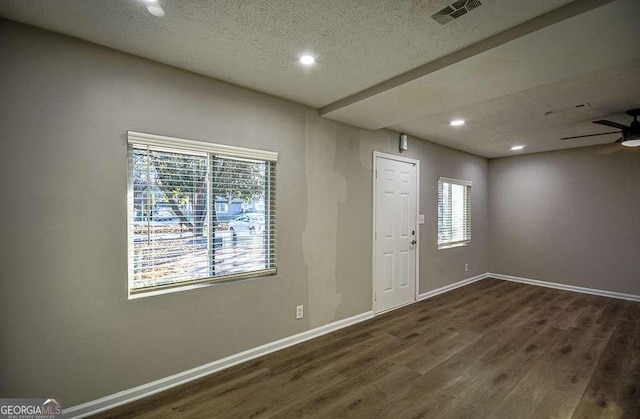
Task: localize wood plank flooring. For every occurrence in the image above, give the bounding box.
[96,279,640,418]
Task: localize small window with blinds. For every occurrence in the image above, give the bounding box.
[437,177,471,249]
[127,131,277,297]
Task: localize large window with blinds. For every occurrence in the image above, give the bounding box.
[437,177,471,249]
[127,131,277,297]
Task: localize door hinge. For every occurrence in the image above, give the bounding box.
[375,231,377,239]
[374,292,377,302]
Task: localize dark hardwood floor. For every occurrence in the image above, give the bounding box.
[96,279,640,418]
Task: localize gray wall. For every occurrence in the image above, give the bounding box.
[0,19,488,406]
[489,144,640,295]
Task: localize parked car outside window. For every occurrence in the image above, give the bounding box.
[151,207,176,221]
[228,213,265,235]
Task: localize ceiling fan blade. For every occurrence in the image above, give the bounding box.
[593,120,628,130]
[560,131,620,140]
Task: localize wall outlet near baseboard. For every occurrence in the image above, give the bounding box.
[465,263,469,272]
[296,305,304,319]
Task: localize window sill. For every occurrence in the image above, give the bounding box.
[128,269,277,300]
[438,242,470,250]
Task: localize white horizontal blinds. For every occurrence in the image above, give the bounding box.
[438,177,471,247]
[211,156,276,276]
[129,146,211,290]
[127,132,277,294]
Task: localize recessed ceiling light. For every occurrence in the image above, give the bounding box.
[143,0,165,17]
[510,145,526,151]
[450,119,465,126]
[299,55,315,65]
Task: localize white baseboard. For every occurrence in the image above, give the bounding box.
[62,311,374,418]
[488,273,640,302]
[418,273,488,301]
[63,272,639,418]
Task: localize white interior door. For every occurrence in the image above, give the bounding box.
[374,154,418,314]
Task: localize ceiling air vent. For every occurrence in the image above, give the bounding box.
[431,0,482,25]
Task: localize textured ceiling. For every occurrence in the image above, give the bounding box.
[1,0,637,158]
[324,0,640,157]
[0,0,575,108]
[391,61,640,158]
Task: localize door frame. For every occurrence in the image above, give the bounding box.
[372,151,420,315]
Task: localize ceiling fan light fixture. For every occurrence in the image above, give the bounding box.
[621,138,640,147]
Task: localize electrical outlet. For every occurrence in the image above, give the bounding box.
[465,263,469,272]
[296,305,304,320]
